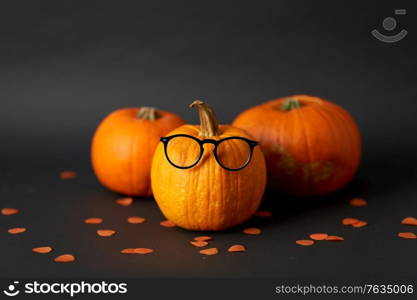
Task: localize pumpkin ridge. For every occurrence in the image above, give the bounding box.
[187,163,198,229]
[185,169,192,230]
[234,141,244,227]
[199,161,207,229]
[130,121,143,194]
[222,142,234,229]
[208,152,214,230]
[310,106,340,184]
[297,107,315,192]
[124,121,137,195]
[235,147,243,228]
[257,116,268,147]
[221,159,228,228]
[276,106,290,174]
[320,104,358,179]
[138,120,154,194]
[210,153,217,229]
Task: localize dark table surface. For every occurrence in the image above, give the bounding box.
[1,0,416,291]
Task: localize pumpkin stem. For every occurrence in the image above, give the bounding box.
[190,100,221,137]
[280,97,303,111]
[137,107,159,120]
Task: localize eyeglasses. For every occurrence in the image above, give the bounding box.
[160,134,259,171]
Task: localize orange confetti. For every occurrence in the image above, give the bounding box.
[342,218,360,225]
[243,227,262,235]
[32,246,52,254]
[401,217,417,226]
[160,220,176,228]
[127,217,145,224]
[326,235,344,241]
[199,248,219,255]
[352,221,368,228]
[295,240,314,246]
[116,197,133,206]
[228,245,246,252]
[349,197,367,207]
[60,171,77,180]
[97,229,116,237]
[1,208,19,215]
[8,227,26,234]
[254,210,272,217]
[193,236,212,241]
[309,233,329,240]
[190,240,208,247]
[121,248,153,254]
[84,217,103,224]
[54,254,75,262]
[398,232,417,239]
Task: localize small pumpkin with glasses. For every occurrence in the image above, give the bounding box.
[151,100,266,231]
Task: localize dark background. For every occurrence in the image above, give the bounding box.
[0,0,416,294]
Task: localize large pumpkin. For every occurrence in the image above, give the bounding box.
[233,95,361,196]
[91,107,185,196]
[151,100,266,231]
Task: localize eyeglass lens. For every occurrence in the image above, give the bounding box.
[165,135,201,168]
[215,138,252,170]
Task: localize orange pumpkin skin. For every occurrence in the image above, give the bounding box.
[151,103,266,231]
[91,107,185,197]
[233,95,361,196]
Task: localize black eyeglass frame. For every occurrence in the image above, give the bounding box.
[160,134,258,171]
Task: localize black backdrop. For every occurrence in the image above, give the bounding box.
[0,0,416,297]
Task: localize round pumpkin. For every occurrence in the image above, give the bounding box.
[233,95,361,196]
[91,107,185,196]
[151,100,266,231]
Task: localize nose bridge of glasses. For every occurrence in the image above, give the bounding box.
[200,139,217,153]
[201,139,218,145]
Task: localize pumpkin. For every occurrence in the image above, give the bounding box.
[233,95,361,196]
[151,100,266,231]
[91,107,185,196]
